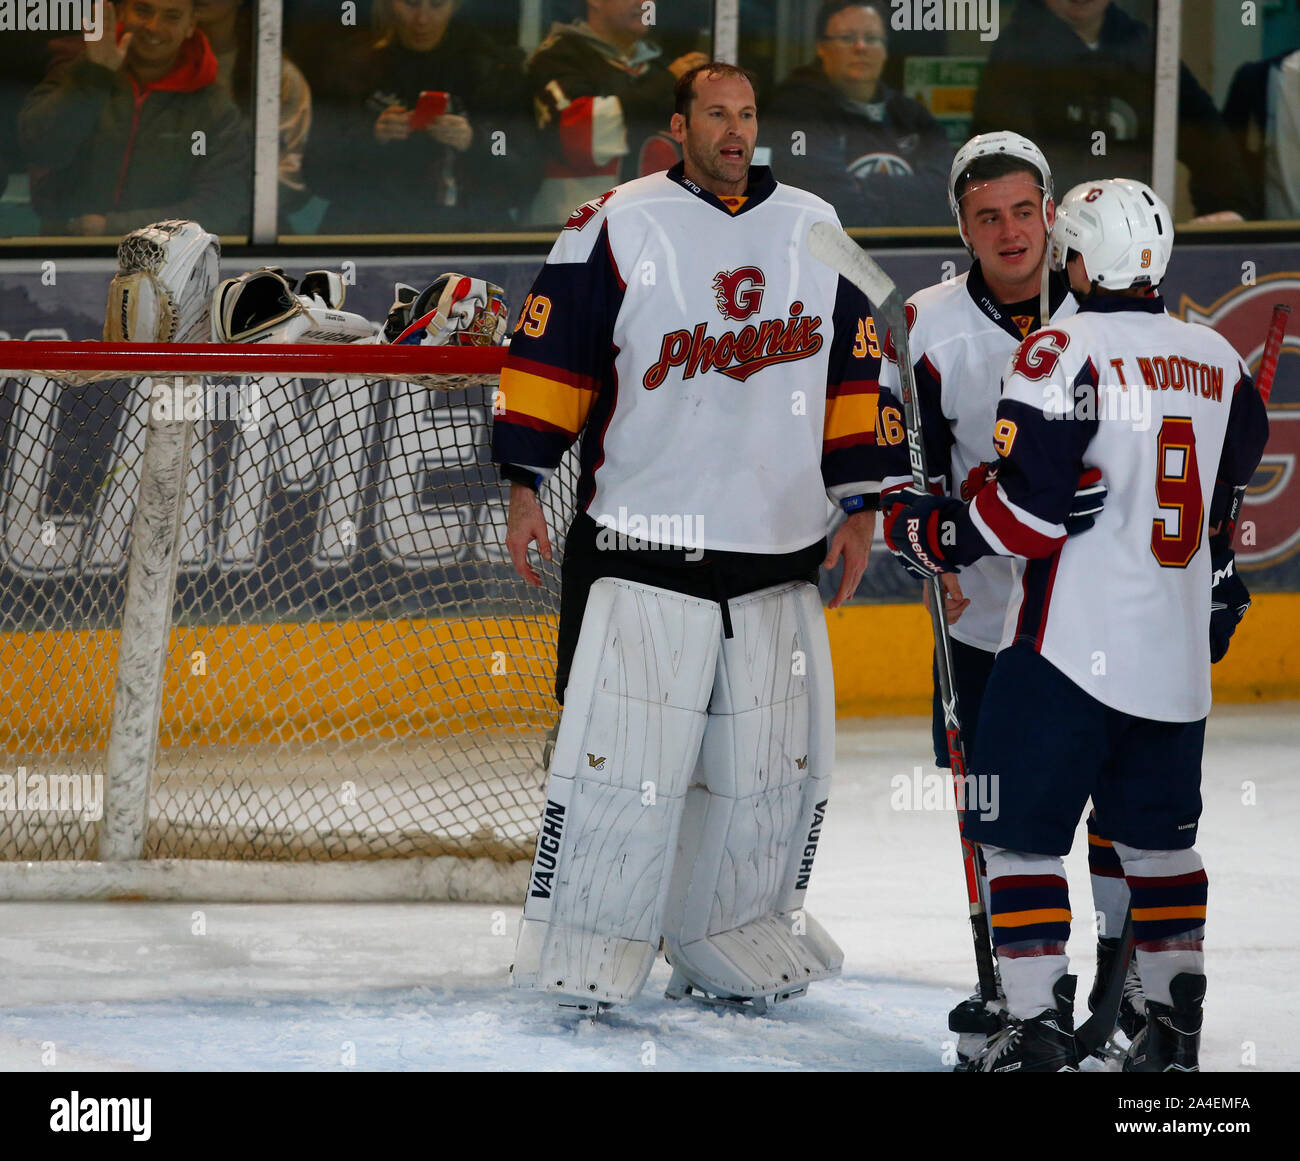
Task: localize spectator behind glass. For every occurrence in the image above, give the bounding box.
[19,0,249,236]
[525,0,709,224]
[193,0,312,219]
[972,0,1253,222]
[1225,23,1300,220]
[307,0,534,233]
[765,1,952,227]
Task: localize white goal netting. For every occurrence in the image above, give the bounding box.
[0,345,574,900]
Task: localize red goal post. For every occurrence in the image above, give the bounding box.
[0,340,567,902]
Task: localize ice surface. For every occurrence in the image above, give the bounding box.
[0,706,1294,1071]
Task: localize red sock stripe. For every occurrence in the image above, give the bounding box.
[1126,870,1208,888]
[990,874,1068,891]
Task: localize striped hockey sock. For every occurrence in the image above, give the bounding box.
[1086,812,1130,941]
[1113,842,1207,1007]
[983,846,1072,1019]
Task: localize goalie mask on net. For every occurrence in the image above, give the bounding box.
[385,274,510,347]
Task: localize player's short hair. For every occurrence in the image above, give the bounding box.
[952,153,1048,210]
[815,0,888,38]
[674,63,760,121]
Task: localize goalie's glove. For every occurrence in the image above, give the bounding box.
[882,488,989,580]
[384,273,509,347]
[1210,544,1251,663]
[105,219,220,343]
[211,266,376,343]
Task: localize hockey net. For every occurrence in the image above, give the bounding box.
[0,342,571,901]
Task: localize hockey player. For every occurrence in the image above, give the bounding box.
[492,63,889,1013]
[877,132,1141,1067]
[883,178,1269,1071]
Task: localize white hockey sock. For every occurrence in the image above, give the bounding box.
[983,845,1071,1020]
[1113,842,1207,1007]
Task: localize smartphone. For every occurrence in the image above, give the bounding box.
[409,91,451,131]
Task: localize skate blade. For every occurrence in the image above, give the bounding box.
[664,976,807,1015]
[554,997,615,1016]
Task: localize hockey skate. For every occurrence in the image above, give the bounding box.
[949,969,1007,1072]
[1087,936,1146,1063]
[1123,973,1204,1072]
[970,975,1080,1073]
[663,960,810,1015]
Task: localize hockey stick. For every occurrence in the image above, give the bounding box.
[1257,303,1291,405]
[807,221,1000,1015]
[1074,913,1134,1059]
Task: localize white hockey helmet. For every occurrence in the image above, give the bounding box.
[1049,178,1174,290]
[948,131,1053,250]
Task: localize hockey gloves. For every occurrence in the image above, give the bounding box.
[1064,467,1107,534]
[1210,544,1251,663]
[882,489,987,579]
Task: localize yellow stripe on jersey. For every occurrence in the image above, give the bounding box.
[498,366,598,436]
[824,390,880,444]
[991,908,1073,928]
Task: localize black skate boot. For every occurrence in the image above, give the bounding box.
[973,974,1079,1073]
[1087,937,1146,1059]
[1123,973,1205,1072]
[949,970,1005,1072]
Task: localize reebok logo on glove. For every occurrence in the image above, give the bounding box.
[906,514,944,576]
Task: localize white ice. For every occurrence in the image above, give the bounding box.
[0,705,1294,1071]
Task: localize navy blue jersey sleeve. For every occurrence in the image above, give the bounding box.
[822,274,888,498]
[491,210,625,480]
[968,351,1099,558]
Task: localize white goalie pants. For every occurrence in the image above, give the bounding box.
[511,577,841,1005]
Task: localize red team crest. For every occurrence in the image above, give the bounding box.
[564,189,615,231]
[1176,275,1300,566]
[712,267,766,321]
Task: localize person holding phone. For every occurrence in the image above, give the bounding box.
[308,0,535,232]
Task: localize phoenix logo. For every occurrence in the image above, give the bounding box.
[712,266,765,321]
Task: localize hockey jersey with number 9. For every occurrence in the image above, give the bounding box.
[968,296,1269,722]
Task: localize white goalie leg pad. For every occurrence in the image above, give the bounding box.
[662,582,842,1003]
[512,578,721,1005]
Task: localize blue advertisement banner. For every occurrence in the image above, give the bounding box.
[1,241,1296,630]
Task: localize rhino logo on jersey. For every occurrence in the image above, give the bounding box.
[713,267,765,322]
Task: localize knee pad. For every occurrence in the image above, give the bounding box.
[512,578,721,1007]
[662,582,842,1004]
